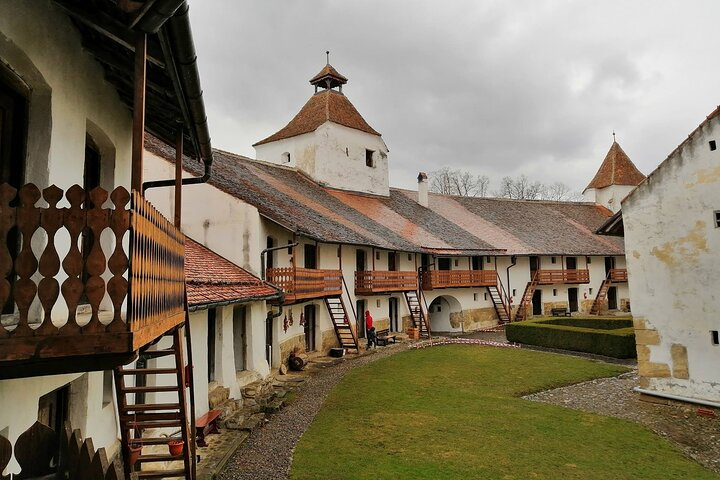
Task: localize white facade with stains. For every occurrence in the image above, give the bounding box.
[622,109,720,403]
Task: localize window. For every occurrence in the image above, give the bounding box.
[471,256,483,270]
[486,256,491,263]
[551,257,556,264]
[208,309,217,382]
[376,251,380,260]
[473,293,478,301]
[438,258,451,270]
[287,240,293,254]
[304,244,317,269]
[365,149,375,167]
[710,140,717,151]
[102,371,113,407]
[454,259,459,267]
[715,210,720,228]
[281,152,291,163]
[408,253,412,261]
[589,288,593,295]
[376,299,381,308]
[553,289,557,296]
[712,330,719,346]
[512,289,517,296]
[586,256,592,264]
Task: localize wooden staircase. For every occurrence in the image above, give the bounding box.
[487,284,510,324]
[324,296,359,352]
[514,272,539,322]
[114,326,194,479]
[404,290,430,338]
[590,272,613,315]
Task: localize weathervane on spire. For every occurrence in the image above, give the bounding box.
[612,130,616,142]
[326,50,330,65]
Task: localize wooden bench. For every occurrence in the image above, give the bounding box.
[550,308,571,317]
[376,328,397,346]
[196,409,221,447]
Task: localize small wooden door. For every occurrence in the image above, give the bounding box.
[471,256,483,270]
[304,305,316,351]
[233,306,247,371]
[388,252,397,271]
[566,257,577,270]
[356,299,366,338]
[356,249,366,271]
[438,258,451,271]
[389,297,399,332]
[529,256,539,276]
[532,289,542,315]
[265,310,273,365]
[304,244,317,269]
[607,287,618,310]
[37,386,69,434]
[568,288,579,312]
[605,257,615,276]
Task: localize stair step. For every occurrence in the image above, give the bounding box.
[118,368,179,376]
[121,412,182,422]
[135,469,187,479]
[137,453,184,463]
[140,349,176,359]
[128,419,183,429]
[128,437,177,446]
[121,403,181,412]
[122,385,181,394]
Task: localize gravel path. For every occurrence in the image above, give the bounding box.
[217,343,407,480]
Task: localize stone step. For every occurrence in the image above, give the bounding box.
[263,398,285,414]
[239,413,266,432]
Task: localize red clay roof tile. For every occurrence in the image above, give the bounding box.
[585,141,646,190]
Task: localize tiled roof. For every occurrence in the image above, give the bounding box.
[253,89,380,146]
[585,141,646,190]
[309,63,348,85]
[185,237,280,309]
[147,135,624,256]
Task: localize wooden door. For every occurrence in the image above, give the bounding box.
[356,299,366,338]
[356,249,366,271]
[388,252,397,271]
[566,257,577,270]
[304,244,317,269]
[532,289,542,316]
[304,305,316,351]
[529,256,539,276]
[389,297,399,332]
[233,306,247,371]
[607,287,618,310]
[568,288,578,312]
[604,257,615,276]
[471,256,483,270]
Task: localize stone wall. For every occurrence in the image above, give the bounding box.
[449,307,498,331]
[320,328,340,351]
[278,333,306,366]
[542,301,568,316]
[634,318,690,388]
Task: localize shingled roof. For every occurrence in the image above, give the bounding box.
[253,89,380,146]
[185,238,281,310]
[585,141,646,191]
[147,136,624,257]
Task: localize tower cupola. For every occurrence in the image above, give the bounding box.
[310,51,348,93]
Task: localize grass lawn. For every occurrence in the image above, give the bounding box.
[290,346,718,480]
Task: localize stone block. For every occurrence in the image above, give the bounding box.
[671,343,690,379]
[638,361,671,378]
[635,329,660,346]
[209,386,230,409]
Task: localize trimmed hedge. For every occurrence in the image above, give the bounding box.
[505,316,636,358]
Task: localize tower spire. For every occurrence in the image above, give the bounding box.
[326,50,330,65]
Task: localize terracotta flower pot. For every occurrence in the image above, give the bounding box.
[168,439,184,457]
[127,443,142,465]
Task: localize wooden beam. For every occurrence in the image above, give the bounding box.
[174,128,183,228]
[53,0,166,67]
[132,33,147,193]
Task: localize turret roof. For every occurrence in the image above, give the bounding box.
[309,63,348,86]
[585,141,646,191]
[253,89,380,146]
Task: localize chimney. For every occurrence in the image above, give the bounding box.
[417,172,428,207]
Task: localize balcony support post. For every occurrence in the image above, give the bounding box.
[174,127,183,228]
[131,33,147,193]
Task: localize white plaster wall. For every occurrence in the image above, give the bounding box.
[623,115,720,402]
[144,152,264,276]
[255,122,389,196]
[588,185,636,213]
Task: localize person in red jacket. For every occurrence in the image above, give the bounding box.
[365,310,376,349]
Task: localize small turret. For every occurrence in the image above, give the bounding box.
[584,137,645,212]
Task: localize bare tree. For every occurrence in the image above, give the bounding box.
[429,167,490,197]
[541,181,583,201]
[494,174,543,200]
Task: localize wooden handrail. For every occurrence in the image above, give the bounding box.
[535,269,590,284]
[355,270,417,294]
[422,269,497,290]
[608,268,628,282]
[266,266,343,302]
[0,184,186,364]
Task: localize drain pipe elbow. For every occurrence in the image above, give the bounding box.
[506,255,517,304]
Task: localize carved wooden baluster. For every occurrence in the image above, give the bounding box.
[13,185,41,335]
[14,421,57,479]
[36,186,63,335]
[0,432,11,480]
[107,187,129,331]
[88,446,110,480]
[105,459,123,480]
[83,188,109,332]
[75,437,96,480]
[61,186,85,331]
[66,429,82,480]
[0,184,16,338]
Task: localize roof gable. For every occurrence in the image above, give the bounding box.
[585,141,646,191]
[253,89,380,146]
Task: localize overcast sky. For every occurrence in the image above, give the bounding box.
[188,1,720,193]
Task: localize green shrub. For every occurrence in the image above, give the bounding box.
[505,317,636,358]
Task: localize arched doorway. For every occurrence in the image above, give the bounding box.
[427,295,463,333]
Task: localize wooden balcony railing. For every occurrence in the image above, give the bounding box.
[266,267,342,303]
[535,269,590,284]
[422,270,498,290]
[608,268,628,282]
[355,270,417,295]
[0,184,185,377]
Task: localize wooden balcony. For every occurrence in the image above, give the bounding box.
[422,270,498,290]
[608,268,628,282]
[266,267,342,304]
[0,184,186,378]
[355,270,418,295]
[535,269,590,284]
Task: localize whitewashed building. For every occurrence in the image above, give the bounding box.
[619,106,720,405]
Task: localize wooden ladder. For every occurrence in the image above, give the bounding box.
[486,284,510,324]
[114,326,194,479]
[590,275,612,315]
[324,296,359,352]
[514,273,539,322]
[404,290,431,338]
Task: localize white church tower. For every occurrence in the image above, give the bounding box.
[254,56,390,196]
[583,139,646,212]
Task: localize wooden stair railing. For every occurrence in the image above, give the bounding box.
[324,296,359,353]
[589,269,626,315]
[487,273,511,324]
[514,271,539,322]
[403,290,430,338]
[114,325,194,480]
